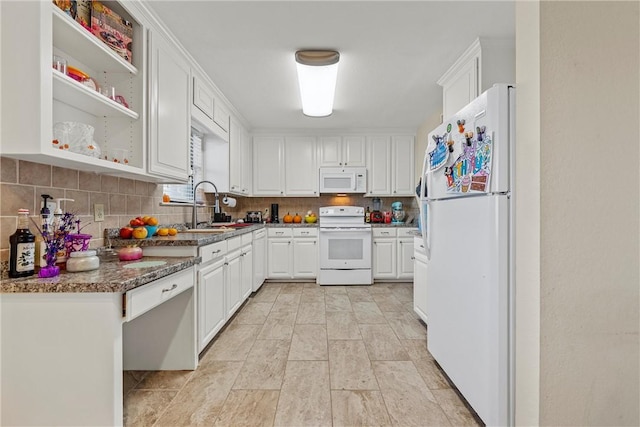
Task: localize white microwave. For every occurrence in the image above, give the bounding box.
[319,167,367,194]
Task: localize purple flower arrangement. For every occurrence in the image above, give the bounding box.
[30,212,76,278]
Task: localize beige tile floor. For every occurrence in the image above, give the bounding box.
[123,282,482,427]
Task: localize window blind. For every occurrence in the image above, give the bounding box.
[163,129,203,203]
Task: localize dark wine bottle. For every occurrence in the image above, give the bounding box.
[9,209,35,278]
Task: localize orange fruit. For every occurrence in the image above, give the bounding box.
[168,228,178,236]
[132,227,148,239]
[146,216,159,226]
[157,228,169,236]
[142,215,151,224]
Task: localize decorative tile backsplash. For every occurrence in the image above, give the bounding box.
[0,157,196,262]
[0,156,419,262]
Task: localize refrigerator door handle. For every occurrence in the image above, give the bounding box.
[425,200,431,260]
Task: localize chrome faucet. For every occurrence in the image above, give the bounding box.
[192,180,219,229]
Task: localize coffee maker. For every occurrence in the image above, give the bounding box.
[270,203,279,223]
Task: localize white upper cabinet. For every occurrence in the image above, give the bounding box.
[1,1,149,180]
[253,136,285,196]
[367,136,392,196]
[229,116,251,195]
[319,136,366,167]
[343,136,367,167]
[438,37,515,120]
[192,72,215,121]
[147,28,191,182]
[214,101,230,134]
[391,136,415,196]
[285,137,318,196]
[367,135,415,196]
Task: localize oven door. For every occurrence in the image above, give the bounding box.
[319,227,372,269]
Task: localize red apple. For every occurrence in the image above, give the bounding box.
[119,227,134,239]
[129,218,144,227]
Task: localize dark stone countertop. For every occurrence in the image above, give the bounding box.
[0,256,200,294]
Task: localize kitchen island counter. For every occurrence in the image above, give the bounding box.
[0,256,200,294]
[2,257,200,426]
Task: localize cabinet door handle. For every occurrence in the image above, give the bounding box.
[411,256,415,260]
[162,284,178,293]
[224,262,229,266]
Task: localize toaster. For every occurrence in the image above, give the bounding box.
[245,211,263,223]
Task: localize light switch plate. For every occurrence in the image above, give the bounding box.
[94,204,105,222]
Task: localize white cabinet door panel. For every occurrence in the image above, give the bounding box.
[285,136,318,196]
[148,30,190,181]
[253,137,284,196]
[198,259,225,351]
[366,136,391,196]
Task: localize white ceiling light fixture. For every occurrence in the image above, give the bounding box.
[295,50,340,117]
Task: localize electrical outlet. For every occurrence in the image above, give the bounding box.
[94,204,105,222]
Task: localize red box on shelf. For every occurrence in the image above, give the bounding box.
[90,1,133,63]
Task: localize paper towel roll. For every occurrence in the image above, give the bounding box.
[222,196,236,207]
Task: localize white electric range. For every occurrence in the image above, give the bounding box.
[317,206,372,285]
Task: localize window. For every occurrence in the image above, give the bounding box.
[163,129,203,203]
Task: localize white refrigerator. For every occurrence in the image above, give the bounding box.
[417,84,515,426]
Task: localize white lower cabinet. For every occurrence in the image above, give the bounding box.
[397,238,414,279]
[373,228,416,280]
[292,228,318,278]
[196,232,254,352]
[413,236,428,324]
[373,235,397,279]
[253,229,266,291]
[267,228,293,278]
[226,237,243,318]
[197,240,227,352]
[267,227,318,279]
[197,258,226,352]
[240,234,253,300]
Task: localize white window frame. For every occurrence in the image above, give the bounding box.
[163,129,203,203]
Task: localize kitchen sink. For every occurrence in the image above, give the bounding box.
[183,228,235,234]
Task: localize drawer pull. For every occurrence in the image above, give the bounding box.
[212,249,221,255]
[162,284,178,293]
[276,231,284,235]
[411,256,415,260]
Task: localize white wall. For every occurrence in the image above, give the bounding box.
[517,1,640,425]
[415,111,442,183]
[514,2,540,425]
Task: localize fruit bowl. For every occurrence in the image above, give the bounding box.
[144,225,158,237]
[304,216,317,223]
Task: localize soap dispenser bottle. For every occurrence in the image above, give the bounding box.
[35,194,52,268]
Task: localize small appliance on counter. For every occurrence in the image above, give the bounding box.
[370,211,384,223]
[370,197,384,223]
[245,211,263,223]
[391,201,405,223]
[270,203,279,223]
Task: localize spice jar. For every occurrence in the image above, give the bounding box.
[66,250,100,272]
